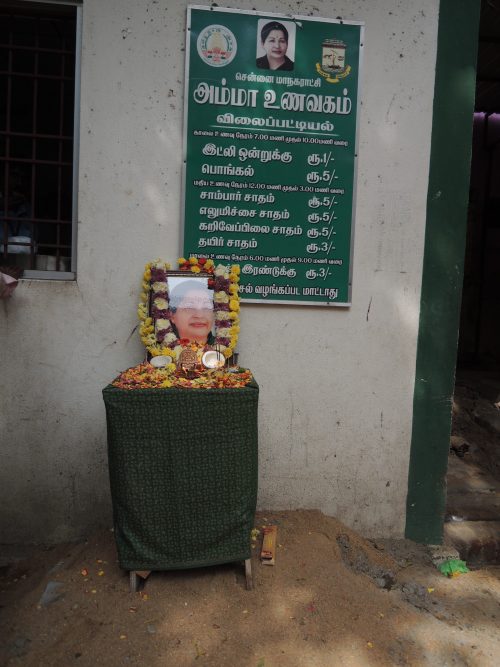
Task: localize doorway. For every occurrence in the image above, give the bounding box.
[445,0,500,565]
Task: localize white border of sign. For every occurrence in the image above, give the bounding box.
[181,5,365,307]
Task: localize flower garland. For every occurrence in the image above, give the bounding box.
[138,257,240,360]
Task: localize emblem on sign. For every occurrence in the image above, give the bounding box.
[197,24,237,67]
[316,39,351,83]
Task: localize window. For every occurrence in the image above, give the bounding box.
[0,0,81,279]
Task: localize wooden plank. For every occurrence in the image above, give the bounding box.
[129,571,139,593]
[244,558,253,590]
[260,525,277,566]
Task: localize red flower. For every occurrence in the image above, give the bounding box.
[208,279,215,288]
[198,257,207,265]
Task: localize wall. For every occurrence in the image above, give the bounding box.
[0,0,439,543]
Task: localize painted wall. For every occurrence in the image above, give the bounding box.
[0,0,439,543]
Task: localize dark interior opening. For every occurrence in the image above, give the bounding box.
[0,0,76,273]
[446,0,500,566]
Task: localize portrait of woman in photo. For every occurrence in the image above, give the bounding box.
[256,21,294,71]
[169,278,215,345]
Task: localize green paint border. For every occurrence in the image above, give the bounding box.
[405,0,481,543]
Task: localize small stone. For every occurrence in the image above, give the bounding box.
[427,544,460,566]
[146,624,156,634]
[9,637,31,658]
[38,581,64,607]
[48,561,65,575]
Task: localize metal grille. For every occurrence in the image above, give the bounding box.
[0,3,77,274]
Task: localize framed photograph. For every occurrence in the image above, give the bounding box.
[167,275,215,344]
[150,271,215,348]
[140,260,239,366]
[256,18,296,71]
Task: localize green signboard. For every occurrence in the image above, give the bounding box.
[182,6,363,305]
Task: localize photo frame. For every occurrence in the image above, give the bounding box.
[139,259,240,364]
[152,272,215,348]
[256,18,296,71]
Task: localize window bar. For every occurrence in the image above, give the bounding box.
[0,42,74,56]
[0,130,73,141]
[29,20,39,270]
[0,70,75,83]
[56,33,66,271]
[0,215,70,226]
[2,15,13,259]
[4,156,72,167]
[71,5,83,276]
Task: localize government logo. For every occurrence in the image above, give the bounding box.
[197,25,237,67]
[316,39,351,83]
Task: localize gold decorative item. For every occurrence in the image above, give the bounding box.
[178,348,198,375]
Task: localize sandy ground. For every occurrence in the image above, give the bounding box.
[1,510,500,667]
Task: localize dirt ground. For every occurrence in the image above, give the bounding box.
[2,376,500,667]
[1,509,500,667]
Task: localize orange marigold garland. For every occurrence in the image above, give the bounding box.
[112,363,252,390]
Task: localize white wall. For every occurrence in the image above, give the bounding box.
[0,0,438,543]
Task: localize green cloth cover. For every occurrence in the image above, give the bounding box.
[102,380,258,571]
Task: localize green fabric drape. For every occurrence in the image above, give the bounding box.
[103,381,259,571]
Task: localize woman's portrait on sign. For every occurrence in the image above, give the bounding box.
[256,19,295,71]
[168,276,215,345]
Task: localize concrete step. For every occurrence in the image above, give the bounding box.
[443,520,500,566]
[446,454,500,520]
[447,449,500,491]
[473,401,500,435]
[446,491,500,521]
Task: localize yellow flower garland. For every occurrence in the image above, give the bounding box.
[138,257,240,361]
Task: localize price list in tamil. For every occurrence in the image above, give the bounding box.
[182,7,364,305]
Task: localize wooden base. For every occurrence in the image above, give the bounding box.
[129,571,139,592]
[244,558,253,590]
[129,570,151,593]
[129,562,253,592]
